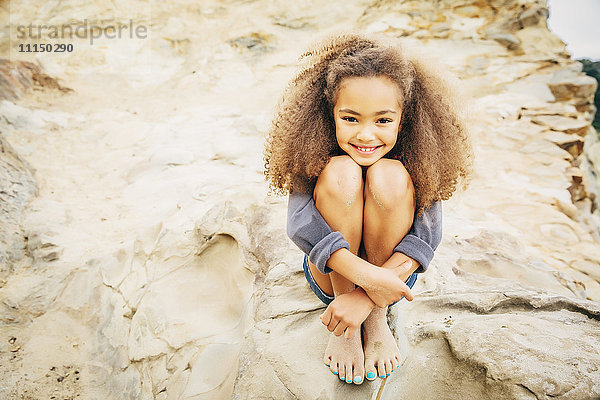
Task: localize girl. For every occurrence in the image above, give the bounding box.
[264,33,472,386]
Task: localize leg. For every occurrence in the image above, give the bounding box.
[361,159,416,380]
[308,155,366,384]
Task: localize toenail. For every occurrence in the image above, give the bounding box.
[346,378,352,383]
[380,374,386,378]
[354,376,363,384]
[386,373,390,377]
[367,372,376,380]
[333,371,338,375]
[339,375,344,380]
[397,365,400,368]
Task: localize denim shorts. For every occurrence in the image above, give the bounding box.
[302,254,418,306]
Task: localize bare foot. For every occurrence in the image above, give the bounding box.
[362,306,401,380]
[323,330,365,384]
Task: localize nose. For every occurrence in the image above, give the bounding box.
[356,125,376,142]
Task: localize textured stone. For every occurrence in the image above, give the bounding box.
[1,0,600,399]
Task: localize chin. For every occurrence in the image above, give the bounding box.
[350,156,378,167]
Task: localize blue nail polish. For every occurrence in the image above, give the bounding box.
[380,374,386,378]
[354,376,363,384]
[339,375,344,380]
[397,365,400,369]
[367,372,376,379]
[333,371,338,375]
[346,378,352,383]
[386,373,390,377]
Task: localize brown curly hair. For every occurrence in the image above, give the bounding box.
[264,32,472,216]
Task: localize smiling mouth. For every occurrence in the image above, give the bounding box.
[351,144,383,154]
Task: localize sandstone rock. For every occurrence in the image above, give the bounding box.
[548,66,598,105]
[0,59,70,101]
[2,0,600,399]
[531,115,590,136]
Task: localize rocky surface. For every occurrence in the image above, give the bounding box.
[1,0,600,399]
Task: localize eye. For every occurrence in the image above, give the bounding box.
[377,118,393,124]
[341,116,357,122]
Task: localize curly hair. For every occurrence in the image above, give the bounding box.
[264,32,472,216]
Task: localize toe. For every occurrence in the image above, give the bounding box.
[338,364,345,381]
[330,362,338,376]
[385,360,392,376]
[394,355,401,369]
[377,361,386,379]
[323,354,331,367]
[345,364,354,384]
[353,364,364,385]
[365,359,377,381]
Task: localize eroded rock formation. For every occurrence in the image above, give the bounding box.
[1,0,599,399]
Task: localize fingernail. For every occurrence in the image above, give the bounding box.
[354,376,363,384]
[367,372,376,379]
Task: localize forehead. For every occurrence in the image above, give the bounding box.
[335,76,403,108]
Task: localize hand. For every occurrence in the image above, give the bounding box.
[320,287,375,339]
[362,259,415,308]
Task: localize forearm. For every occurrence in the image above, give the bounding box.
[327,248,378,288]
[381,252,420,280]
[328,247,419,281]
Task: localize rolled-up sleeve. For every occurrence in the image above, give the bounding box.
[393,201,442,273]
[286,190,349,274]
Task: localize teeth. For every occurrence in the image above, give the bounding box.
[356,146,377,152]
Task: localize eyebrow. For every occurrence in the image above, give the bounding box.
[338,108,397,116]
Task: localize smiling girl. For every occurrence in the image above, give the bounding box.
[264,33,472,385]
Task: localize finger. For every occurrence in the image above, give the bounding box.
[320,308,332,326]
[328,318,340,333]
[394,259,413,274]
[333,321,347,337]
[344,325,357,339]
[403,286,414,301]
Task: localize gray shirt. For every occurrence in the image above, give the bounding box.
[287,190,442,274]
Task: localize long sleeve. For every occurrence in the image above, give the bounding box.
[286,189,443,275]
[392,200,442,273]
[286,190,350,274]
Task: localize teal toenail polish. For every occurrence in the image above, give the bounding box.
[339,375,344,380]
[346,379,352,383]
[354,376,363,383]
[386,373,390,377]
[333,371,338,375]
[367,372,376,379]
[397,365,400,368]
[380,374,386,378]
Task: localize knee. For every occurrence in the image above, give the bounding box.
[315,155,363,202]
[365,159,415,210]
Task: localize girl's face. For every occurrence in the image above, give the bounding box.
[333,76,402,167]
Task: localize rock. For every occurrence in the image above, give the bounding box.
[488,32,521,50]
[517,4,549,28]
[548,67,598,105]
[227,33,276,55]
[543,130,584,158]
[2,0,600,399]
[531,115,590,136]
[0,59,70,101]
